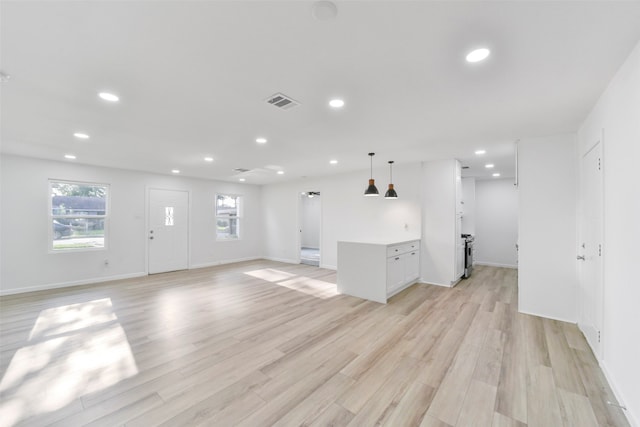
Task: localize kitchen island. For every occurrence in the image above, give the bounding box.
[337,239,420,303]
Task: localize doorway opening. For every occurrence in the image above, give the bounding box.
[300,191,321,266]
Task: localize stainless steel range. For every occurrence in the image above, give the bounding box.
[461,234,474,279]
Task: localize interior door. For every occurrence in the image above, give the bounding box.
[578,140,603,357]
[148,189,189,274]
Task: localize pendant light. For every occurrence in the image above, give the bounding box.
[364,153,379,196]
[385,161,398,199]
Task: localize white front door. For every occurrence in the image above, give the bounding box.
[578,140,603,357]
[148,189,189,274]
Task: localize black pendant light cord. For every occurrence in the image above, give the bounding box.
[369,152,375,179]
[364,153,380,196]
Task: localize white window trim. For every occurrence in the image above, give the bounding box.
[48,179,110,253]
[215,193,242,241]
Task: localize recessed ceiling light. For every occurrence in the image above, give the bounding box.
[73,132,90,139]
[256,137,267,144]
[329,99,345,108]
[329,159,338,165]
[466,48,490,63]
[474,150,486,155]
[493,173,501,177]
[64,154,76,160]
[485,164,495,168]
[312,1,338,21]
[171,169,180,174]
[204,157,214,162]
[98,92,119,102]
[277,170,284,175]
[239,178,246,182]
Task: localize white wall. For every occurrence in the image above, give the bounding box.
[262,162,422,269]
[300,194,321,248]
[475,179,518,268]
[0,154,263,295]
[421,159,458,286]
[579,40,640,427]
[461,177,476,235]
[517,134,578,323]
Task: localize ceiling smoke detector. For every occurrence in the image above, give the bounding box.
[265,93,300,110]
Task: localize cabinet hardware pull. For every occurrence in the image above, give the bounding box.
[395,257,400,260]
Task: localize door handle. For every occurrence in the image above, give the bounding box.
[149,236,154,240]
[576,255,585,260]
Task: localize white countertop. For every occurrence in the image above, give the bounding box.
[338,238,420,246]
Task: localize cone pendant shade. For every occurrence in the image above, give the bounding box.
[364,153,379,196]
[365,179,379,196]
[384,160,398,199]
[385,183,398,199]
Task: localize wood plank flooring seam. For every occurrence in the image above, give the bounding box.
[0,262,629,427]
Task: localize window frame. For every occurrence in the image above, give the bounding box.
[48,179,110,253]
[215,193,242,241]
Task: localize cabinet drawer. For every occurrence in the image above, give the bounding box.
[404,241,419,252]
[386,241,419,257]
[387,245,405,257]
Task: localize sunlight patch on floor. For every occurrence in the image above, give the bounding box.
[245,268,296,282]
[244,268,338,299]
[28,297,117,340]
[0,298,138,427]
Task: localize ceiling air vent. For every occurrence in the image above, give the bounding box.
[233,168,251,173]
[265,93,300,110]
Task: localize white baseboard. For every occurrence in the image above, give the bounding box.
[262,256,300,265]
[0,272,147,296]
[474,261,518,269]
[0,257,264,296]
[387,280,417,299]
[260,258,336,270]
[600,362,638,427]
[517,309,577,325]
[190,256,261,269]
[419,278,454,288]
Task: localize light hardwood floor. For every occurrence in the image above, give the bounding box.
[0,261,629,427]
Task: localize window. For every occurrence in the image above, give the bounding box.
[165,207,174,226]
[50,180,109,251]
[216,194,241,240]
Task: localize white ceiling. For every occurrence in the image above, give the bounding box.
[2,1,640,184]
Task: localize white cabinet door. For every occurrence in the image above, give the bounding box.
[455,160,463,215]
[454,214,464,279]
[456,242,465,278]
[405,251,420,282]
[387,255,405,292]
